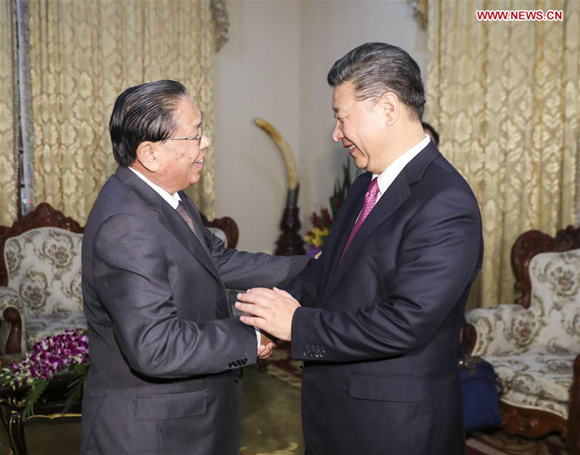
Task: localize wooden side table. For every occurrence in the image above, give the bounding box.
[0,361,82,455]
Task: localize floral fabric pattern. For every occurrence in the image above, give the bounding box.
[466,248,580,420]
[0,228,86,351]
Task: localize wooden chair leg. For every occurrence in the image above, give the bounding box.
[568,353,580,455]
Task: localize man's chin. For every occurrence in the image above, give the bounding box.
[352,157,367,170]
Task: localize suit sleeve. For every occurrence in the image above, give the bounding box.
[204,228,311,290]
[91,213,258,379]
[291,186,483,362]
[282,252,324,307]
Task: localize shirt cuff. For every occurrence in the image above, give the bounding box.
[255,327,261,349]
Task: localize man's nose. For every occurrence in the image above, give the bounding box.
[332,120,343,143]
[201,134,212,149]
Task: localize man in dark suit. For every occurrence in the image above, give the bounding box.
[81,80,309,455]
[237,43,483,454]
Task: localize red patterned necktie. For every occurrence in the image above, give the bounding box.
[340,178,380,262]
[176,201,199,238]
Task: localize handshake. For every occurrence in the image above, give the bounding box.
[235,287,301,359]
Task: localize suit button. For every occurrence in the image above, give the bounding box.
[228,362,233,368]
[235,376,242,383]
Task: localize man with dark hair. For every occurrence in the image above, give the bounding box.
[81,80,308,455]
[422,121,440,146]
[237,43,483,454]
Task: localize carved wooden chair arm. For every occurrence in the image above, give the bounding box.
[465,304,533,357]
[0,287,24,354]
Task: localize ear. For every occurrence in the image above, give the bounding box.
[378,92,400,126]
[135,141,160,172]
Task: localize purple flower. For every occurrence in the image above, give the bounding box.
[3,329,90,387]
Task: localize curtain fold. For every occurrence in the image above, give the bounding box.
[28,0,218,222]
[0,0,19,226]
[426,0,580,308]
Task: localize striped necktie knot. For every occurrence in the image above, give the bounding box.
[176,201,199,238]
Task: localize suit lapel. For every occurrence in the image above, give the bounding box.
[116,167,222,284]
[321,143,441,305]
[320,173,370,296]
[177,193,226,287]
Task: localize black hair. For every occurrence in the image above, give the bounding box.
[422,121,440,146]
[109,80,186,166]
[327,42,425,121]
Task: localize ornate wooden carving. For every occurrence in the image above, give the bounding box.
[200,213,239,249]
[0,203,84,287]
[500,401,567,439]
[275,207,305,256]
[3,308,22,355]
[512,225,580,309]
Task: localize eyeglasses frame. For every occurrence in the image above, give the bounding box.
[163,123,204,146]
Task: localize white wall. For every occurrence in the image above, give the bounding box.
[214,0,427,253]
[213,0,301,253]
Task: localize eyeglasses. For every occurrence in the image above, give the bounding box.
[164,123,204,146]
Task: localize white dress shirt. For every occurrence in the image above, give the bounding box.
[129,166,182,208]
[373,134,431,203]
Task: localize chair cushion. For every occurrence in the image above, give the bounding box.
[527,248,580,351]
[488,346,574,419]
[4,227,83,317]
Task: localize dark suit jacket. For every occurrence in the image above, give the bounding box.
[288,143,483,455]
[81,166,308,455]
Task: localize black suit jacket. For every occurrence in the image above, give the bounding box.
[81,166,309,454]
[288,143,483,455]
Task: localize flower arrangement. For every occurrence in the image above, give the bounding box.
[0,328,89,418]
[304,160,352,255]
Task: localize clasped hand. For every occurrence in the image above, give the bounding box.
[236,287,300,342]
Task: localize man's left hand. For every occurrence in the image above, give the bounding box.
[258,333,277,359]
[236,287,300,341]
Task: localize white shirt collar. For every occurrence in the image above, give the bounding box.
[128,166,182,209]
[373,134,431,199]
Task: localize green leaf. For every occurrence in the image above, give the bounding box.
[63,364,89,414]
[22,379,49,420]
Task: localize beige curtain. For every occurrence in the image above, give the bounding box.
[28,0,222,222]
[0,0,19,226]
[425,0,580,308]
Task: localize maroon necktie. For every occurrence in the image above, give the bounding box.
[340,178,380,261]
[176,201,199,238]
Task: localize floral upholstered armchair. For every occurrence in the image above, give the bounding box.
[0,204,86,354]
[0,203,240,355]
[464,226,580,454]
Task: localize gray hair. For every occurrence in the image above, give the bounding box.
[327,43,425,121]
